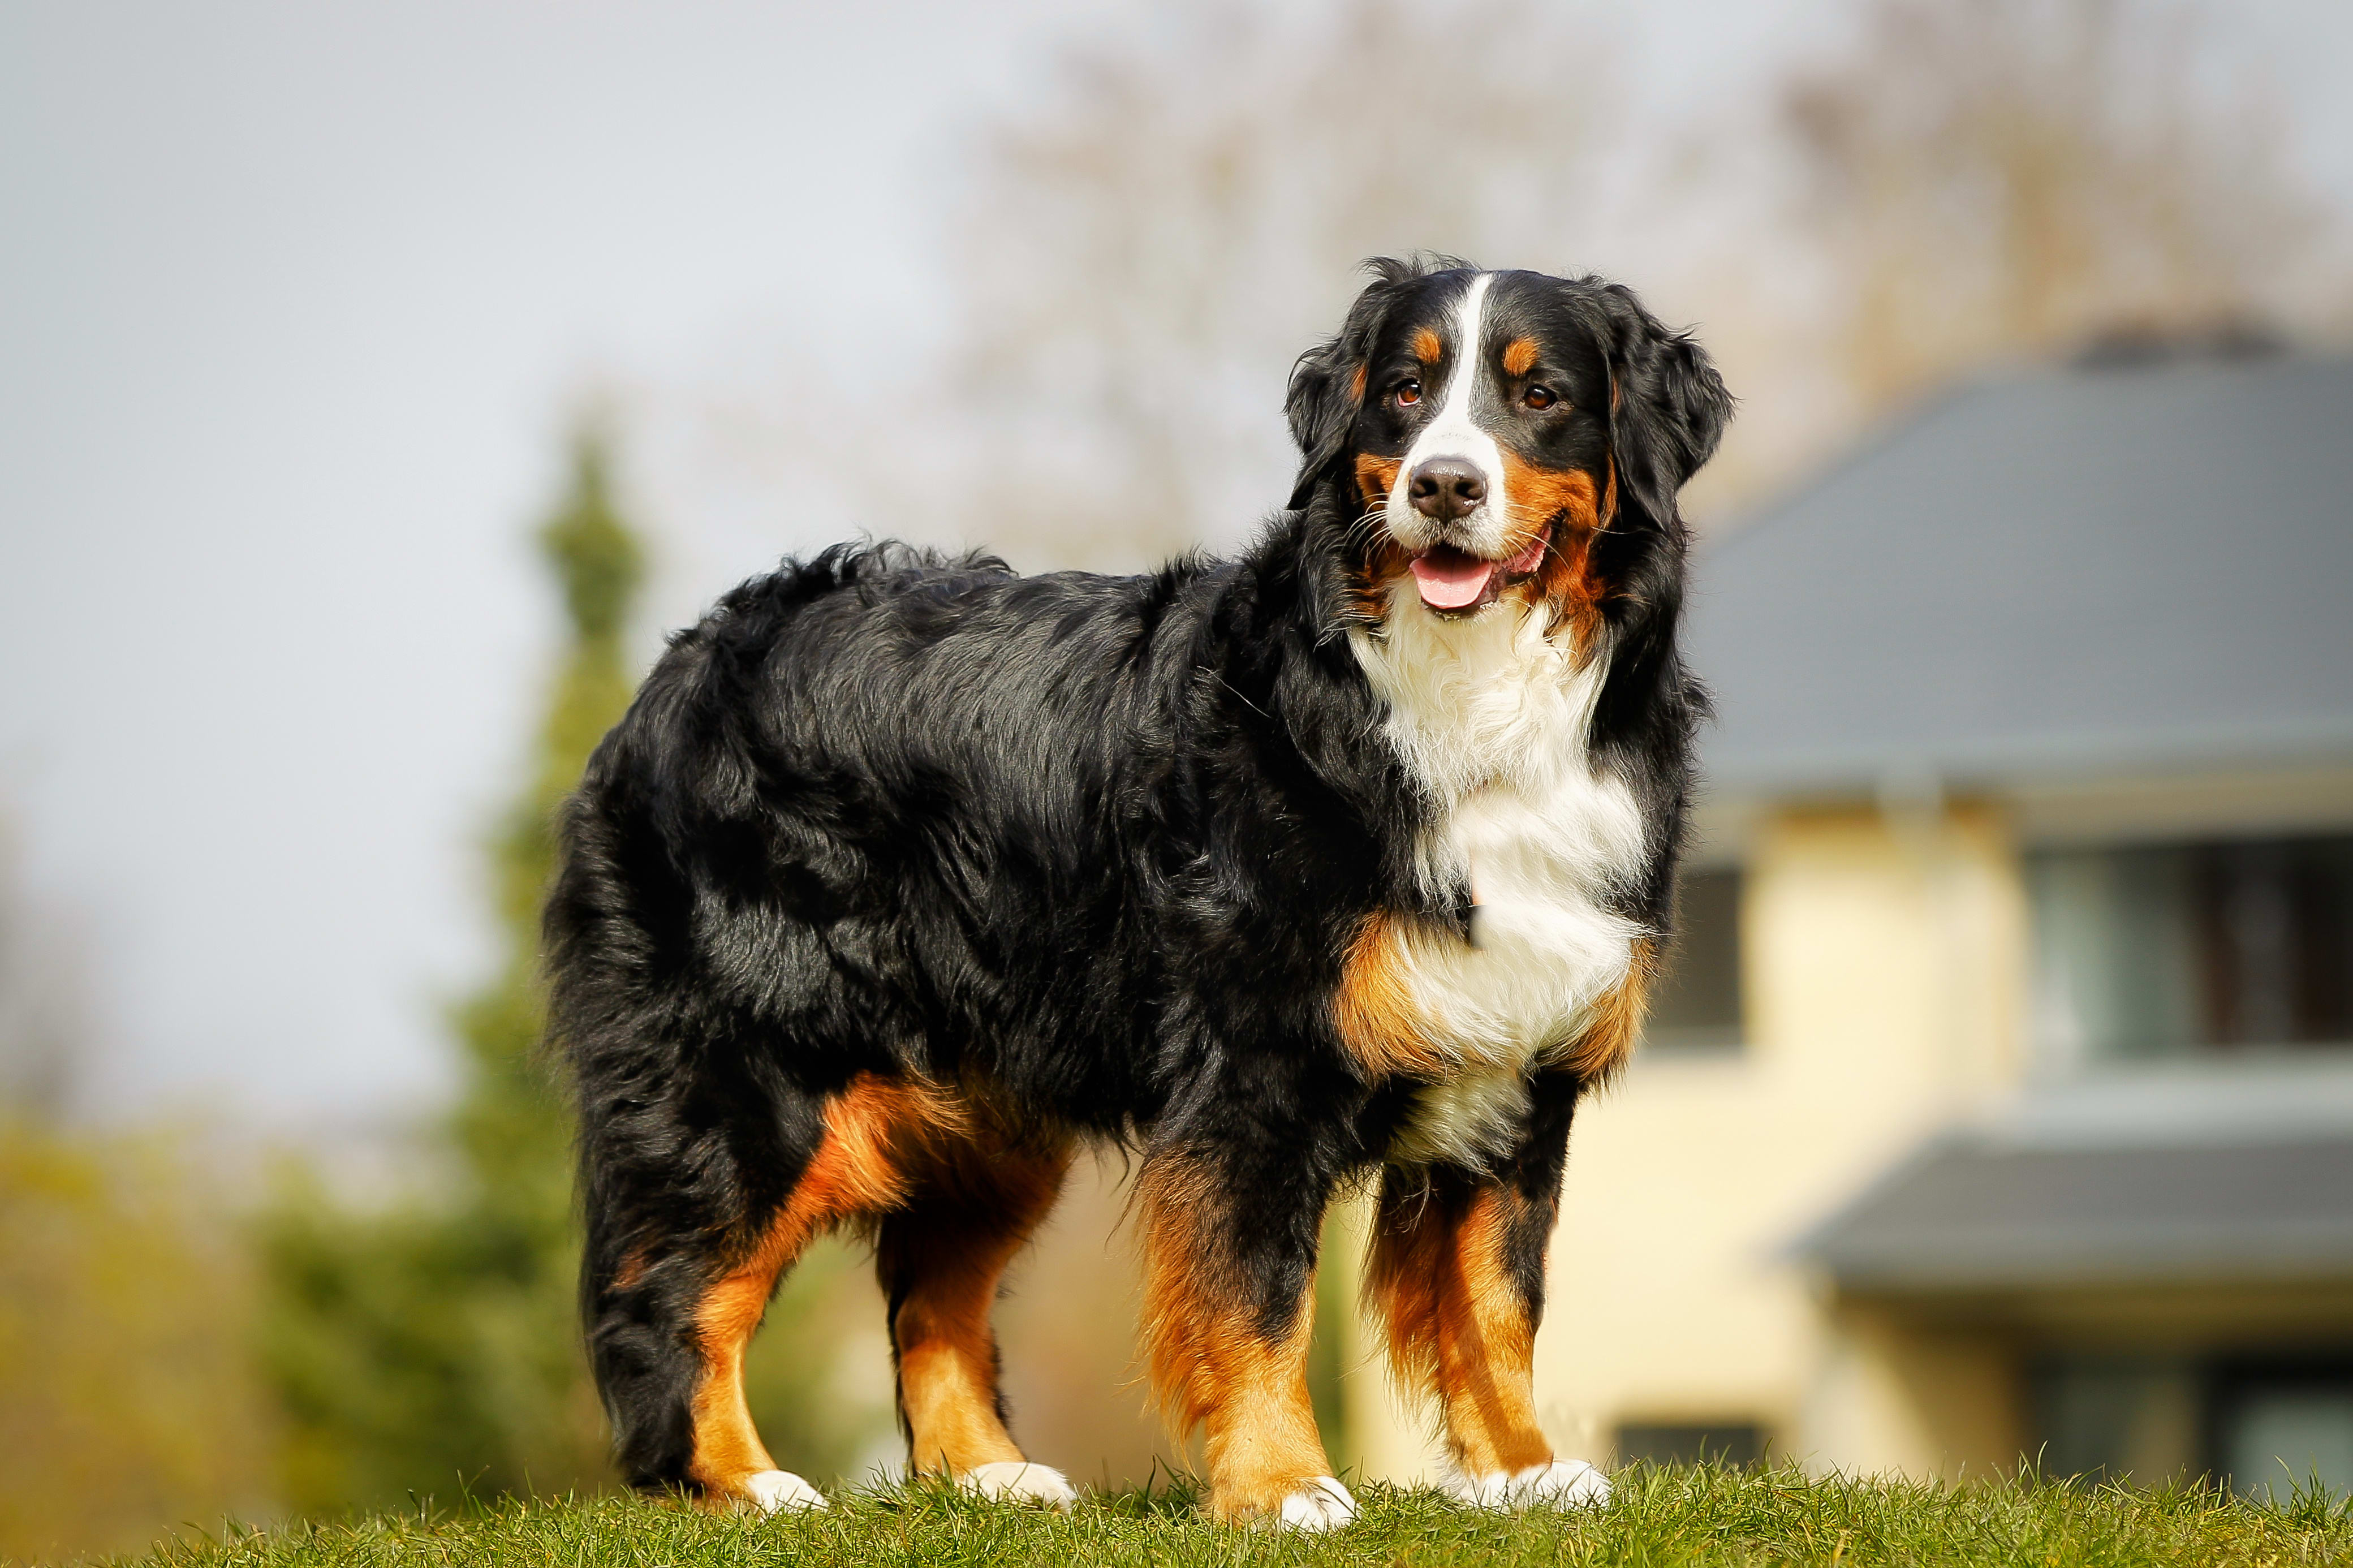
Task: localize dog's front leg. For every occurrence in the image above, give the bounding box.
[1136,1143,1352,1530]
[1363,1076,1610,1510]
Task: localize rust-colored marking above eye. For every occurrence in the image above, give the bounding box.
[1350,363,1368,402]
[1501,338,1539,377]
[1411,326,1443,364]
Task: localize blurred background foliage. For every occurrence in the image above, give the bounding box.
[251,433,898,1520]
[0,1119,270,1563]
[252,434,635,1513]
[0,0,2346,1560]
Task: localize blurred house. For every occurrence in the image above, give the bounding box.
[1355,339,2353,1494]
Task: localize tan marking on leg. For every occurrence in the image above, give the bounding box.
[1138,1155,1331,1523]
[886,1136,1072,1477]
[687,1073,968,1501]
[1365,1177,1552,1478]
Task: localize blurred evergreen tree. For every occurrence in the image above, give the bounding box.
[256,429,641,1513]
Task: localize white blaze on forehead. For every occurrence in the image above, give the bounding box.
[1421,273,1492,442]
[1389,273,1512,557]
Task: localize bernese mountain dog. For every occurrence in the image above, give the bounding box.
[545,257,1730,1528]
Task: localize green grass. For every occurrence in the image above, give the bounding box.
[126,1467,2353,1568]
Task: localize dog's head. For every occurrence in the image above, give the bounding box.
[1287,259,1731,639]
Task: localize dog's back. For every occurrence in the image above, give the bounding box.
[546,541,1262,1114]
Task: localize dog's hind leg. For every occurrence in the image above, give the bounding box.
[585,1071,951,1512]
[876,1127,1075,1507]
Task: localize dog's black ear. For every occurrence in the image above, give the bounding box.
[1597,283,1733,533]
[1284,259,1423,510]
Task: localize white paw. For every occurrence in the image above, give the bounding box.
[959,1460,1077,1510]
[742,1468,829,1513]
[1454,1458,1610,1510]
[1274,1475,1358,1531]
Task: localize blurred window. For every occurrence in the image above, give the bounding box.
[2032,1352,2353,1501]
[1615,1421,1765,1467]
[1645,867,1744,1053]
[2029,834,2353,1067]
[2030,1354,2199,1484]
[2213,1362,2353,1503]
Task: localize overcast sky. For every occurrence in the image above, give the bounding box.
[4,0,2350,1130]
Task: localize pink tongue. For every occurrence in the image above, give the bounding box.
[1408,549,1498,609]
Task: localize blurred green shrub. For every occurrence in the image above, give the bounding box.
[0,1117,273,1562]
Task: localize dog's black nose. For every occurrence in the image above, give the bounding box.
[1407,458,1486,522]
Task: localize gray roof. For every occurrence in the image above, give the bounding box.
[1687,352,2353,796]
[1794,1131,2353,1294]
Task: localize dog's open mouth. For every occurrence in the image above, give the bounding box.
[1406,529,1550,613]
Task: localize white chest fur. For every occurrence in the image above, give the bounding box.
[1348,598,1649,1166]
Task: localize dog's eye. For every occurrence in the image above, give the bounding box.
[1394,379,1422,407]
[1524,385,1558,411]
